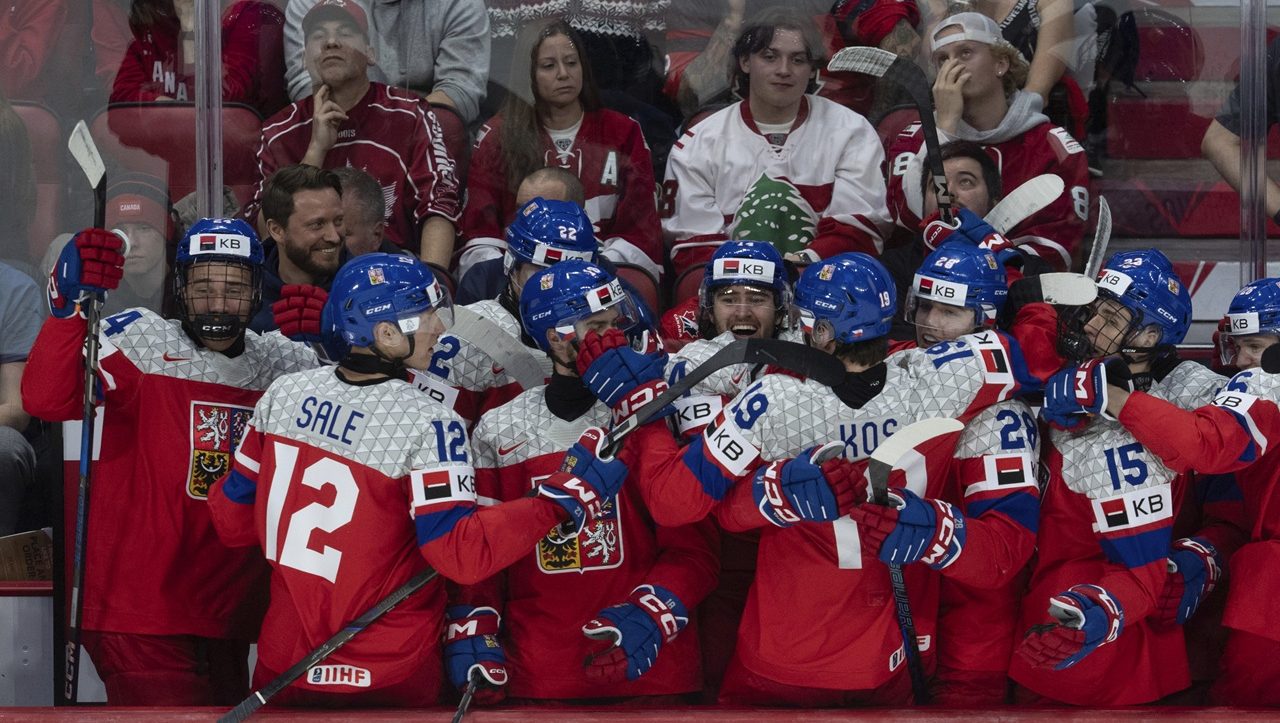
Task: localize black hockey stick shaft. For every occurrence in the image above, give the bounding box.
[218,566,440,723]
[829,48,953,222]
[63,121,109,705]
[451,673,480,723]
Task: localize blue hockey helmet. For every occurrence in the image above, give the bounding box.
[519,260,640,352]
[504,197,598,276]
[699,240,793,315]
[1060,249,1191,360]
[173,217,265,341]
[1218,277,1280,366]
[794,252,896,345]
[328,253,452,349]
[906,241,1007,328]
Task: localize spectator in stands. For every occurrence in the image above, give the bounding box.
[457,167,586,305]
[459,18,662,283]
[880,140,1001,340]
[662,8,891,275]
[110,0,289,118]
[331,166,393,256]
[484,2,679,174]
[0,260,41,536]
[247,0,461,268]
[1202,36,1280,226]
[104,173,174,315]
[282,0,489,127]
[0,0,68,101]
[0,92,37,272]
[251,164,346,332]
[664,0,920,119]
[885,11,1089,271]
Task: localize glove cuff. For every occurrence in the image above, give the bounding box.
[444,605,502,641]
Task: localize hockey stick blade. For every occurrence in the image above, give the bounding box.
[68,121,105,192]
[828,46,897,76]
[1083,196,1112,280]
[602,338,844,456]
[1036,272,1098,306]
[866,417,964,504]
[449,306,546,390]
[984,175,1065,235]
[218,568,440,722]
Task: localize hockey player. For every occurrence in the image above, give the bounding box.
[1010,250,1227,705]
[423,197,600,425]
[208,253,630,706]
[449,259,716,703]
[885,12,1091,271]
[1032,278,1275,705]
[662,8,891,274]
[850,240,1039,705]
[595,253,1039,704]
[662,240,798,436]
[22,220,320,705]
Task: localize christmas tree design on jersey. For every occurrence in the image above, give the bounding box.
[731,173,819,255]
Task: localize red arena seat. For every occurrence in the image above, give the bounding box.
[614,262,662,315]
[11,101,63,261]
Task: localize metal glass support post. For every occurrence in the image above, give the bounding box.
[194,0,224,218]
[1240,0,1268,284]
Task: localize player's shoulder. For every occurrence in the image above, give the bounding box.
[670,333,729,367]
[1153,360,1227,409]
[465,298,518,331]
[805,94,873,130]
[891,329,1024,413]
[101,308,193,364]
[672,102,738,152]
[956,398,1038,457]
[475,386,609,463]
[245,329,321,375]
[1024,120,1086,160]
[1221,367,1280,402]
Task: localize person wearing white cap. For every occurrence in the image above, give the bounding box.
[884,11,1091,274]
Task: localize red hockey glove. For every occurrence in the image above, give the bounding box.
[1018,584,1124,670]
[272,284,328,342]
[849,488,966,569]
[48,229,126,318]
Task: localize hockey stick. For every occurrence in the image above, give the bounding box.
[218,337,840,722]
[1083,196,1112,279]
[829,47,954,223]
[984,175,1065,235]
[62,120,109,705]
[866,416,964,705]
[451,673,480,723]
[449,306,546,390]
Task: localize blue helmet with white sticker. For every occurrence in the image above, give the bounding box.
[1224,277,1280,338]
[906,241,1007,327]
[1217,277,1280,367]
[519,260,640,353]
[328,253,452,349]
[1095,249,1191,346]
[173,217,265,341]
[504,197,598,276]
[699,241,794,336]
[794,252,896,345]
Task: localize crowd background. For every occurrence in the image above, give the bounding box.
[1,0,1279,706]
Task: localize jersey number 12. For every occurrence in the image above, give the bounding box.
[264,441,360,583]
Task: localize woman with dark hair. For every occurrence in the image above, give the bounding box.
[458,18,662,282]
[109,0,288,117]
